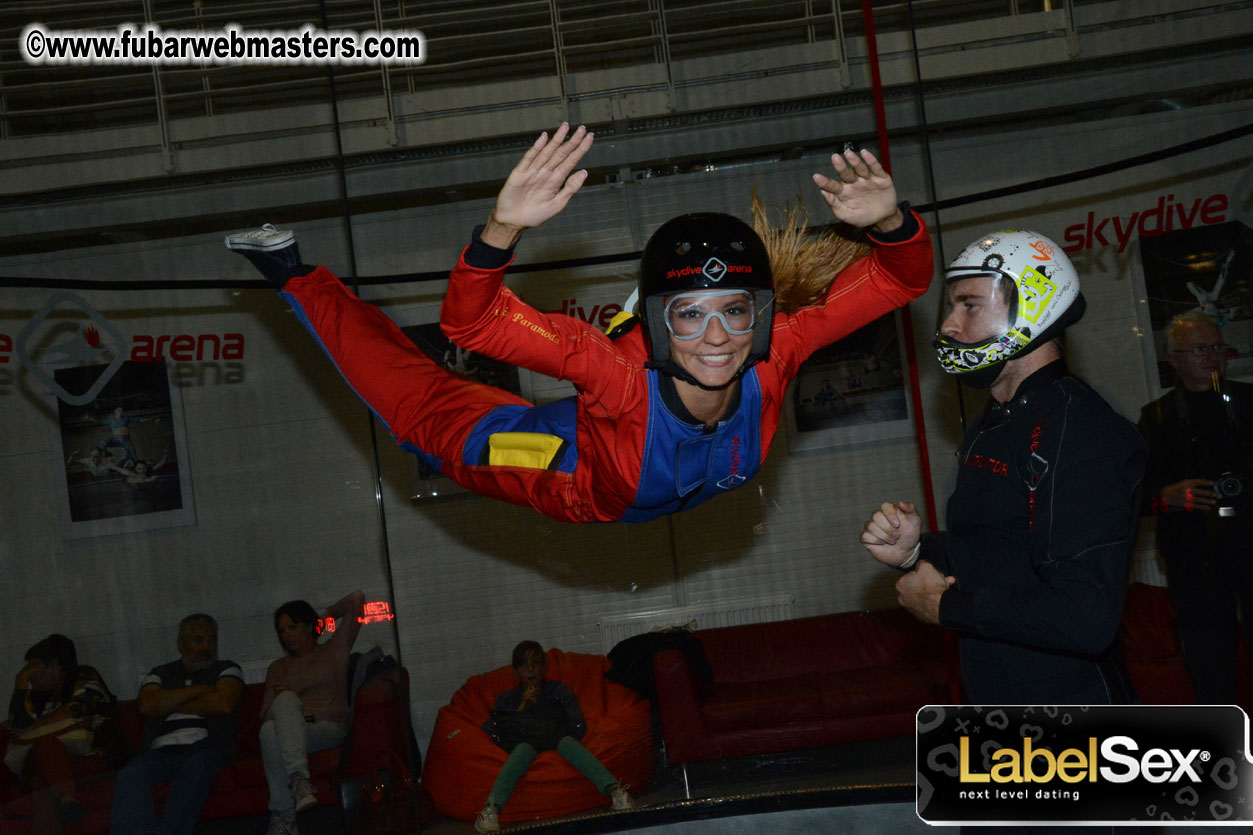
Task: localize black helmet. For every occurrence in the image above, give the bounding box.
[638,213,774,381]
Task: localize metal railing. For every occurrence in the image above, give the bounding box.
[0,0,1075,141]
[1,0,1245,179]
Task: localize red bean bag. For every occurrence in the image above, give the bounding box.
[422,648,654,824]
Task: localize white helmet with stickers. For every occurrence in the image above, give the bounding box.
[934,229,1084,381]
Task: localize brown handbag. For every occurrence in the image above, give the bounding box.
[339,750,434,834]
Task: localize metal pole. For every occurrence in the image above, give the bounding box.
[548,0,571,122]
[143,0,174,172]
[374,0,399,145]
[830,0,851,89]
[655,0,677,112]
[860,0,940,532]
[318,0,404,666]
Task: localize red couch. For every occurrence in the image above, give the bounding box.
[0,663,415,834]
[1118,581,1253,708]
[652,608,957,765]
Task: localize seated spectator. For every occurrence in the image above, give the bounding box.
[4,634,115,827]
[474,641,633,834]
[109,613,244,835]
[260,591,365,835]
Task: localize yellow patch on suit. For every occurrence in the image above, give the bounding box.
[487,432,566,470]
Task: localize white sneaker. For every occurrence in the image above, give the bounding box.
[474,804,500,833]
[224,223,294,252]
[265,813,299,835]
[611,783,634,810]
[288,772,317,813]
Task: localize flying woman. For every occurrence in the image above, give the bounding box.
[227,124,932,523]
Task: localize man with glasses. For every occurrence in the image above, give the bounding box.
[1138,311,1253,704]
[227,123,932,523]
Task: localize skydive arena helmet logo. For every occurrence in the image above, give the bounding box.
[702,257,727,282]
[17,291,126,406]
[916,705,1253,824]
[663,259,754,282]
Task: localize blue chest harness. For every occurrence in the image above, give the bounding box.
[621,369,765,523]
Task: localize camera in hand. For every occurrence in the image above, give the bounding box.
[1214,471,1244,517]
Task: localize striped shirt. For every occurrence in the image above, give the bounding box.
[141,659,243,756]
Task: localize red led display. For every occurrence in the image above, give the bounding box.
[358,600,395,625]
[316,601,394,634]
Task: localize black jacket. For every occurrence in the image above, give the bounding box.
[1137,378,1253,559]
[482,680,586,752]
[921,361,1147,703]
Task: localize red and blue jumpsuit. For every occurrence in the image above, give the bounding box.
[280,213,932,523]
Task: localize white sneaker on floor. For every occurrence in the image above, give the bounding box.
[611,783,634,810]
[224,223,294,252]
[288,772,317,813]
[265,813,299,835]
[474,804,500,833]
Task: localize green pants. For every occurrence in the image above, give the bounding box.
[487,736,616,809]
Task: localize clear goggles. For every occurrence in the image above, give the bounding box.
[663,290,757,340]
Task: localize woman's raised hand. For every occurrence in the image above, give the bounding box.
[483,123,595,248]
[812,147,902,232]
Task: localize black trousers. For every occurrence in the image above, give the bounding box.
[1164,524,1253,704]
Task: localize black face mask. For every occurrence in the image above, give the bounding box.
[956,361,1005,390]
[943,294,1087,392]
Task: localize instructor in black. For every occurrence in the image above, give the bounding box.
[1138,310,1253,704]
[860,229,1146,705]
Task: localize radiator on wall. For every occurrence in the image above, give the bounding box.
[597,594,795,654]
[235,658,274,684]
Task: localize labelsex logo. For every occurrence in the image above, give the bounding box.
[960,736,1206,785]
